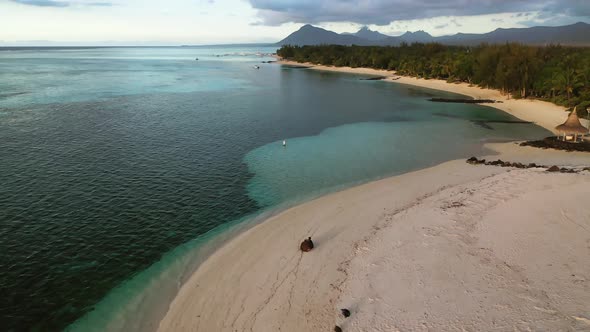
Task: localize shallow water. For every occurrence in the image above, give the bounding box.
[0,46,550,331]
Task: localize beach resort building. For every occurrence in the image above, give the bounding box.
[555,107,589,142]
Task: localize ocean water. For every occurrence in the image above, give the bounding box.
[0,46,550,332]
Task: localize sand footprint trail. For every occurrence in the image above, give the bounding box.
[157,152,590,332]
[339,169,590,332]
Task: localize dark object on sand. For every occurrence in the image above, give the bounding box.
[429,98,496,104]
[334,326,342,332]
[466,157,586,173]
[466,156,485,165]
[341,308,351,318]
[560,168,577,173]
[512,162,526,169]
[520,136,590,152]
[300,237,314,252]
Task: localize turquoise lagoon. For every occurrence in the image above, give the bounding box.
[0,46,550,331]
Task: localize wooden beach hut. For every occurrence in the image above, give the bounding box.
[555,107,588,143]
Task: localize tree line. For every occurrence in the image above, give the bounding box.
[277,43,590,114]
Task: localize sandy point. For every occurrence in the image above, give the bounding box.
[157,141,590,331]
[156,62,590,332]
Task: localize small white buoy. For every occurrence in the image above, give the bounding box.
[282,140,286,147]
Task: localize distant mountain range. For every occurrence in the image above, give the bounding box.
[342,26,390,41]
[277,22,590,46]
[279,25,370,46]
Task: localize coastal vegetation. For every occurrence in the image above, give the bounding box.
[277,43,590,113]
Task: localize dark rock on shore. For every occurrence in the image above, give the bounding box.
[334,326,342,332]
[341,308,351,317]
[429,98,496,104]
[520,137,590,152]
[466,157,587,173]
[466,156,486,165]
[300,237,314,252]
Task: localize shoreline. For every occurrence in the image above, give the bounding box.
[154,62,590,331]
[67,190,344,332]
[278,59,579,134]
[157,142,590,331]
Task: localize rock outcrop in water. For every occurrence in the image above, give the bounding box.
[360,76,386,81]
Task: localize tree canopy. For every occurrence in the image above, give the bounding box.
[277,43,590,114]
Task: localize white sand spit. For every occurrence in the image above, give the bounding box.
[157,144,590,332]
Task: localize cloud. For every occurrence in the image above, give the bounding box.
[543,0,590,17]
[450,18,462,27]
[515,1,590,27]
[10,0,113,7]
[248,0,589,26]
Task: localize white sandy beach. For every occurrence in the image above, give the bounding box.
[156,64,590,332]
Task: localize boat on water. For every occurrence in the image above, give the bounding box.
[253,65,260,69]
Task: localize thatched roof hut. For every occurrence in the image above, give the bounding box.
[555,108,588,142]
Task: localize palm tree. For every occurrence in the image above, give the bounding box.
[558,68,577,101]
[549,72,561,98]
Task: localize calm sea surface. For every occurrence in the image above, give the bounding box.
[0,46,550,331]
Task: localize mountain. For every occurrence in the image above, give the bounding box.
[399,31,434,43]
[343,26,390,41]
[277,24,371,46]
[378,30,434,45]
[277,22,590,46]
[440,22,590,46]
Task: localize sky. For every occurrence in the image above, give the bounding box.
[0,0,589,45]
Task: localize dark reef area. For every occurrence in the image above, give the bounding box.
[520,137,590,152]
